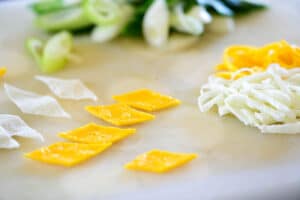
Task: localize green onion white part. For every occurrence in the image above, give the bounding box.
[143,0,170,47]
[91,4,134,43]
[171,4,204,36]
[187,6,212,24]
[91,25,123,43]
[84,0,123,26]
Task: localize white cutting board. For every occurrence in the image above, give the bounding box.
[0,1,300,199]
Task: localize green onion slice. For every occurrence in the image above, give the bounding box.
[83,0,123,25]
[31,0,82,15]
[27,32,73,73]
[42,31,73,73]
[35,6,92,31]
[26,38,44,70]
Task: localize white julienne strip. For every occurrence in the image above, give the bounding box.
[198,64,300,134]
[35,75,98,101]
[0,114,43,141]
[259,122,300,134]
[254,113,276,125]
[225,95,252,126]
[246,88,290,113]
[218,104,230,116]
[4,83,70,118]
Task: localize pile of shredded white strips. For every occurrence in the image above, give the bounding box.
[198,41,300,134]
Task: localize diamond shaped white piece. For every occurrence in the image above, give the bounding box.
[0,127,19,149]
[4,83,70,118]
[35,75,98,101]
[0,114,44,141]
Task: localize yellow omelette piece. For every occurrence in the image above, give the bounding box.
[0,67,7,77]
[215,71,232,80]
[215,67,264,80]
[125,149,197,173]
[58,123,136,144]
[215,41,300,80]
[85,104,155,126]
[24,142,112,167]
[113,89,181,112]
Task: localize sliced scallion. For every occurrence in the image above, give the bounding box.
[27,32,74,73]
[42,31,73,73]
[35,6,92,32]
[84,0,123,26]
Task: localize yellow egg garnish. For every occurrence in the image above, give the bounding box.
[0,67,7,77]
[85,104,155,126]
[58,123,136,144]
[125,149,197,173]
[113,89,180,112]
[25,142,112,167]
[215,41,300,79]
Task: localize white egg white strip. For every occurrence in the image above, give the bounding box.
[0,114,44,141]
[35,75,98,101]
[4,83,70,118]
[198,64,300,134]
[259,122,300,134]
[0,127,19,149]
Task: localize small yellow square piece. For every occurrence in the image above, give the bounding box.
[85,104,155,126]
[113,89,181,112]
[125,149,197,173]
[0,67,6,77]
[25,142,112,167]
[58,123,136,144]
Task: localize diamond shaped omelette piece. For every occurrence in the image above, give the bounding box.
[58,123,136,144]
[0,67,6,77]
[24,142,112,167]
[113,89,181,112]
[124,149,197,173]
[85,104,155,126]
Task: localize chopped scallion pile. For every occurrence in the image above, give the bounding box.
[29,0,267,47]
